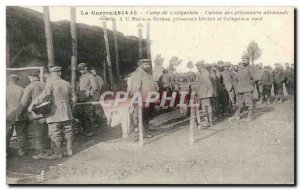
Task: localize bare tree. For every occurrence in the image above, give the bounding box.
[246,40,262,65]
[169,56,182,67]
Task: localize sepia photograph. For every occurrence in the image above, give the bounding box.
[5,6,295,184]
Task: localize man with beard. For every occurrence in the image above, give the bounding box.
[129,59,159,138]
[232,55,255,122]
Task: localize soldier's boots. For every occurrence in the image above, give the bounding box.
[208,113,214,127]
[243,109,253,122]
[63,150,73,157]
[64,138,73,157]
[45,153,63,160]
[46,141,62,160]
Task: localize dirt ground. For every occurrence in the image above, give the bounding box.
[7,101,294,184]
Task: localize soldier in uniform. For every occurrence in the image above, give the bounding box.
[232,55,255,122]
[90,67,105,126]
[29,66,77,159]
[261,66,274,104]
[195,63,214,127]
[158,69,172,91]
[213,62,228,116]
[90,67,104,100]
[20,70,48,160]
[77,63,98,136]
[232,64,239,98]
[158,69,172,108]
[206,64,219,118]
[284,62,294,103]
[129,59,159,138]
[273,63,285,103]
[6,74,26,157]
[221,62,236,112]
[253,63,264,103]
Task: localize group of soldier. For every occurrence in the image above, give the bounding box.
[157,56,294,127]
[6,56,294,160]
[6,63,104,160]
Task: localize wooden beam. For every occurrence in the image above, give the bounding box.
[70,7,77,89]
[102,19,114,90]
[43,6,55,67]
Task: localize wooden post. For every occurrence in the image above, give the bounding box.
[43,6,55,67]
[6,30,9,67]
[40,68,44,82]
[70,7,77,89]
[102,19,114,90]
[102,50,107,87]
[137,23,143,59]
[138,104,144,148]
[146,22,153,74]
[112,18,120,80]
[146,22,151,60]
[189,98,195,145]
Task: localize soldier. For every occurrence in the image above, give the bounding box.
[213,62,228,116]
[90,68,104,101]
[253,63,264,103]
[6,74,26,157]
[232,55,255,122]
[261,66,274,104]
[158,69,172,91]
[129,59,159,138]
[29,66,76,159]
[20,70,48,160]
[90,68,105,126]
[284,62,294,103]
[221,62,236,112]
[195,63,214,127]
[232,65,239,99]
[77,63,98,136]
[205,64,218,118]
[273,63,285,103]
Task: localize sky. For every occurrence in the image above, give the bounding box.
[24,6,294,72]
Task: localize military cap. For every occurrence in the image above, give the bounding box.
[78,62,87,70]
[217,60,224,65]
[49,66,61,73]
[195,60,205,66]
[242,55,250,60]
[28,70,40,77]
[8,74,20,80]
[224,62,231,67]
[137,59,151,66]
